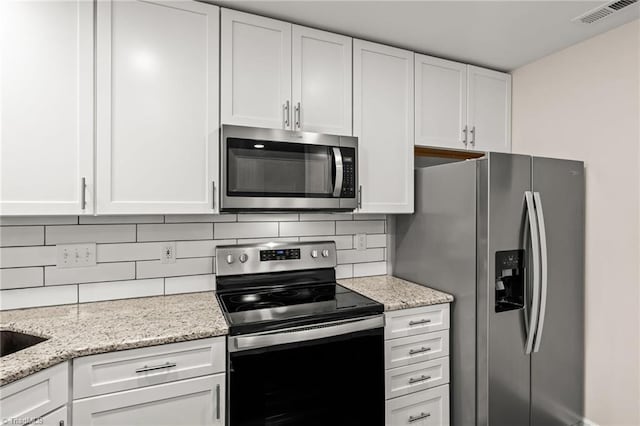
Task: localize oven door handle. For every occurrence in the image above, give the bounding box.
[332,147,343,198]
[230,315,384,352]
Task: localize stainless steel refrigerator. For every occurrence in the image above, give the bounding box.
[394,152,585,426]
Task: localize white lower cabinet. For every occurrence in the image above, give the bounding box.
[385,304,450,426]
[72,373,225,426]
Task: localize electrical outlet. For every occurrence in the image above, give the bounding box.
[161,242,176,264]
[57,243,96,268]
[356,233,367,251]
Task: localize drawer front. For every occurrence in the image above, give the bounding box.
[73,337,225,399]
[0,362,69,423]
[385,357,449,400]
[385,330,449,369]
[385,384,450,426]
[40,405,68,426]
[385,304,450,340]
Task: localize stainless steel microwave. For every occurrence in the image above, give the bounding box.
[220,125,358,211]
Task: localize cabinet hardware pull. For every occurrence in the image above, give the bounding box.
[408,374,431,384]
[215,384,221,420]
[462,125,468,146]
[81,177,87,210]
[357,185,362,209]
[294,102,301,129]
[470,125,476,146]
[408,318,431,326]
[59,421,65,426]
[408,412,431,423]
[212,181,216,210]
[409,346,431,355]
[283,101,290,128]
[135,362,176,373]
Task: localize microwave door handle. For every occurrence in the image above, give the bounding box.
[332,147,343,197]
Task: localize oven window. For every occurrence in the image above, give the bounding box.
[227,138,334,197]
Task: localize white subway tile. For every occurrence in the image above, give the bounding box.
[300,235,352,250]
[0,267,43,290]
[0,226,44,247]
[0,285,77,310]
[137,257,212,279]
[279,221,335,237]
[335,264,353,279]
[361,234,387,248]
[165,274,215,295]
[335,220,385,235]
[299,213,353,221]
[80,215,163,224]
[177,240,235,258]
[0,216,78,226]
[78,279,164,303]
[354,214,386,221]
[46,225,136,245]
[337,248,384,264]
[165,214,237,223]
[45,262,135,285]
[215,222,278,239]
[238,213,298,222]
[137,223,213,242]
[0,246,57,267]
[237,237,299,245]
[97,242,161,262]
[353,261,387,277]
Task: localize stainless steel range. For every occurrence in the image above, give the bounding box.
[215,241,384,426]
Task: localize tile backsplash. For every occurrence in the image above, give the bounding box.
[0,214,388,310]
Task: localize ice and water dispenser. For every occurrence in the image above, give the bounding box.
[495,250,525,312]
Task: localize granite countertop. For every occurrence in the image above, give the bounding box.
[338,275,454,310]
[0,292,228,387]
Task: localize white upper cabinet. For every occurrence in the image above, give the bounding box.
[221,9,292,130]
[467,65,512,153]
[354,40,414,214]
[1,0,94,215]
[415,54,467,150]
[96,0,220,214]
[221,10,352,135]
[292,25,352,135]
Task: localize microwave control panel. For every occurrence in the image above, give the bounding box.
[340,147,356,198]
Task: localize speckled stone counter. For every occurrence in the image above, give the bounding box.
[0,292,227,387]
[338,275,453,311]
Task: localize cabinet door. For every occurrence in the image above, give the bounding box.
[292,25,352,135]
[467,65,512,153]
[72,374,225,426]
[96,0,219,214]
[1,0,93,215]
[40,405,68,426]
[353,40,414,214]
[221,9,292,130]
[415,54,467,150]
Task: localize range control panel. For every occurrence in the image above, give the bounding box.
[215,241,337,276]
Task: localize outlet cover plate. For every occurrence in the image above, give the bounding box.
[161,242,176,264]
[356,233,367,251]
[57,243,97,268]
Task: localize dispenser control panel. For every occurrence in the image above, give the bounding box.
[495,249,525,313]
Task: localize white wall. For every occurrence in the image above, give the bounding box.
[512,19,640,426]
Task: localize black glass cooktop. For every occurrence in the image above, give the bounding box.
[217,283,383,336]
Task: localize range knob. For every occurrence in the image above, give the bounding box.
[321,249,330,258]
[310,250,319,258]
[226,254,234,264]
[239,253,248,263]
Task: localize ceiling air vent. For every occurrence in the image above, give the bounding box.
[572,0,638,23]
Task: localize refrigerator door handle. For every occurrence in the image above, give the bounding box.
[533,192,548,353]
[524,191,541,355]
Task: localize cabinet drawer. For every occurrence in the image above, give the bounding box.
[0,362,68,423]
[385,304,449,340]
[385,357,449,400]
[39,405,68,426]
[73,337,225,399]
[385,330,449,369]
[385,384,450,426]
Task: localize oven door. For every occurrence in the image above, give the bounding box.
[221,125,357,211]
[228,316,384,426]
